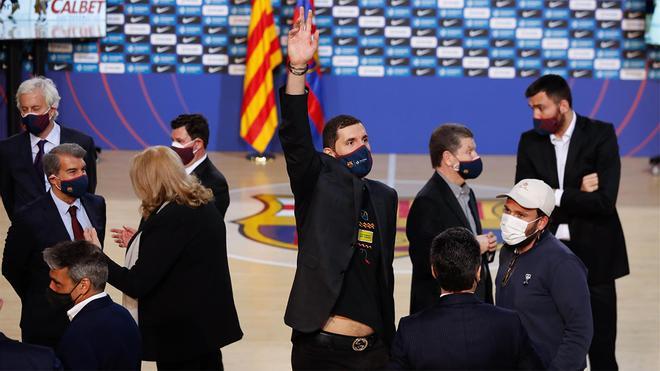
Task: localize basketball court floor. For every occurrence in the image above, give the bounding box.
[0,151,658,370]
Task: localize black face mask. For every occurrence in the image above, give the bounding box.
[45,281,82,310]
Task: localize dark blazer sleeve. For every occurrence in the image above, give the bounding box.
[213,176,230,219]
[386,317,413,370]
[0,142,16,218]
[105,207,198,299]
[406,196,440,285]
[278,88,322,199]
[57,330,100,371]
[2,212,34,298]
[560,124,620,216]
[515,132,537,182]
[514,314,545,370]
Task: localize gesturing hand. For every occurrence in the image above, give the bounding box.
[287,7,319,67]
[110,225,137,248]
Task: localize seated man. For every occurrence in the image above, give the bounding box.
[388,227,542,370]
[43,240,141,370]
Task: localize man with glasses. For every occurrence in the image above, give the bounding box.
[495,179,592,370]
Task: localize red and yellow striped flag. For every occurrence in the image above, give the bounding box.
[239,0,283,153]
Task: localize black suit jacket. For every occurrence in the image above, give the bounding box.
[0,332,62,370]
[407,172,493,314]
[279,89,398,345]
[1,192,106,347]
[0,125,97,221]
[192,157,230,218]
[57,295,141,370]
[388,293,542,370]
[515,114,629,284]
[106,202,242,362]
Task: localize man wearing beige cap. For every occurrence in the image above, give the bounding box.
[495,179,593,371]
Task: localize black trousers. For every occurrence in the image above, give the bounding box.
[156,350,223,371]
[588,282,618,371]
[292,333,389,370]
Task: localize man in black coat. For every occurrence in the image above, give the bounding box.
[280,9,398,370]
[0,298,62,370]
[1,143,106,348]
[0,76,97,221]
[170,113,230,218]
[43,240,141,370]
[407,124,497,314]
[389,227,542,370]
[516,74,629,370]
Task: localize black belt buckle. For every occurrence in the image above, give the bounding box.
[351,337,368,352]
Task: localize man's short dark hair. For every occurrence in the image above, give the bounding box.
[429,124,474,168]
[525,74,573,108]
[43,240,108,291]
[171,114,210,148]
[430,227,481,292]
[43,143,86,177]
[322,114,362,149]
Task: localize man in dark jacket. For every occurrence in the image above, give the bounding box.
[280,9,398,370]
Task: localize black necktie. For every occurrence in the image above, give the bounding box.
[34,140,47,186]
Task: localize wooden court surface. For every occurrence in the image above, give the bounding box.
[0,151,658,370]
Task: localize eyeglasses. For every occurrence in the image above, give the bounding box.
[501,251,521,287]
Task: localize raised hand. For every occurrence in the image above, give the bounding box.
[287,7,319,67]
[110,225,137,248]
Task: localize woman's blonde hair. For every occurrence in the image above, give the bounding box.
[130,146,212,218]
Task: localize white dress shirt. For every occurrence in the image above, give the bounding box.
[50,189,93,240]
[550,112,576,241]
[67,292,108,321]
[185,154,207,175]
[30,122,61,191]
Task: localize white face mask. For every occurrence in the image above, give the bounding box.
[500,213,541,246]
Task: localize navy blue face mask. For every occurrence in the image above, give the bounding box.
[338,145,373,178]
[21,109,51,136]
[57,174,89,198]
[457,157,483,179]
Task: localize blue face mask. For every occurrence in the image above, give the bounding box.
[57,174,88,198]
[338,145,373,178]
[457,157,483,179]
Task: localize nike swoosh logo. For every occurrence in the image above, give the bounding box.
[626,51,642,58]
[209,47,223,53]
[183,37,197,43]
[442,60,457,66]
[601,1,616,8]
[365,9,379,16]
[417,29,432,36]
[442,39,458,46]
[107,6,120,12]
[338,19,353,26]
[364,48,380,55]
[548,1,563,8]
[105,45,119,52]
[416,9,432,16]
[130,16,144,23]
[574,30,590,38]
[182,56,197,63]
[391,19,406,26]
[627,32,642,38]
[338,0,352,5]
[391,0,406,6]
[208,27,223,34]
[234,37,247,44]
[235,0,248,4]
[547,60,562,67]
[338,38,353,45]
[130,36,146,43]
[495,40,509,47]
[182,17,197,24]
[521,70,536,77]
[208,66,223,73]
[573,70,589,77]
[415,68,432,75]
[495,0,511,6]
[156,27,171,33]
[156,7,169,14]
[364,29,379,36]
[575,11,590,18]
[548,20,564,28]
[468,30,485,37]
[131,56,146,63]
[156,66,171,73]
[600,21,616,28]
[600,41,615,48]
[390,58,406,65]
[468,50,483,56]
[468,69,483,77]
[156,46,171,53]
[416,49,431,56]
[494,60,509,67]
[52,64,68,71]
[128,0,141,3]
[391,39,405,45]
[628,12,642,18]
[234,57,246,64]
[521,50,537,57]
[521,10,537,18]
[443,19,459,27]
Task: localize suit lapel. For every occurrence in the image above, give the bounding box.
[432,173,470,229]
[539,137,560,188]
[19,133,46,191]
[81,196,101,231]
[43,194,73,241]
[564,115,586,187]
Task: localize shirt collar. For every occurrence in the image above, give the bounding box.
[185,154,207,175]
[30,122,60,148]
[67,292,108,321]
[550,111,576,143]
[437,170,470,198]
[50,188,82,217]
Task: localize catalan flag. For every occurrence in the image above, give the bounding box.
[240,0,283,153]
[292,0,326,149]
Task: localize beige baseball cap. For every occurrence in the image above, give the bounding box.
[497,179,555,216]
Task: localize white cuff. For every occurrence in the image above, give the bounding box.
[554,189,564,207]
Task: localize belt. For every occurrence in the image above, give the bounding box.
[307,331,378,352]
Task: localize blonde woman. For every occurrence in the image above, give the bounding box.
[89,146,242,370]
